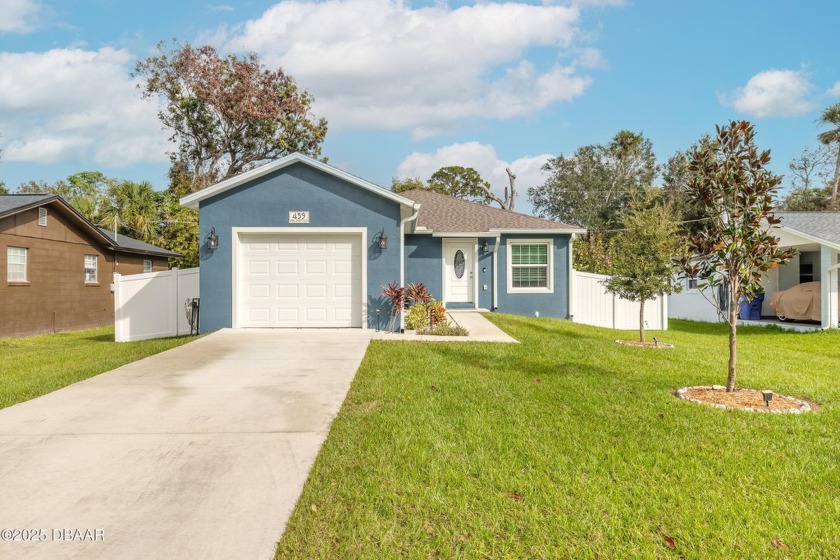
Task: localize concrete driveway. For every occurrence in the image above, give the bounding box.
[0,328,372,560]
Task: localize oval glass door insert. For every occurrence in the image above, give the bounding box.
[454,250,466,279]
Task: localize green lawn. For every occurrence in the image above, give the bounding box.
[277,316,840,559]
[0,326,199,409]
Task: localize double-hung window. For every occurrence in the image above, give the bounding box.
[7,247,28,282]
[84,255,98,283]
[143,259,153,273]
[508,240,553,292]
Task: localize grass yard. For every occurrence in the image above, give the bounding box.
[277,316,840,559]
[0,326,199,409]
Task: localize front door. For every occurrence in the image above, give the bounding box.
[443,240,474,304]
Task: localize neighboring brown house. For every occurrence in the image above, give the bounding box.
[1,194,179,338]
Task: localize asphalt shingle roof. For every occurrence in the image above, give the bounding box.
[0,194,178,258]
[776,212,840,247]
[97,228,180,257]
[401,189,582,233]
[0,194,55,216]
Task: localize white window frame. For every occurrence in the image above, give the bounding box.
[7,246,28,282]
[506,238,553,294]
[143,259,153,273]
[84,254,98,284]
[38,207,47,227]
[686,274,700,292]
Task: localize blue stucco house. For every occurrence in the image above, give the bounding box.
[181,153,584,332]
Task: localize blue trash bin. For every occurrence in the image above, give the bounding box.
[738,295,751,320]
[749,293,765,320]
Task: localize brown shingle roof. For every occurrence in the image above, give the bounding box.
[401,189,582,234]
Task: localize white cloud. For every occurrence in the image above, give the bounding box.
[396,141,551,213]
[828,81,840,97]
[0,47,167,166]
[0,0,41,33]
[722,69,814,118]
[208,4,234,13]
[223,0,605,137]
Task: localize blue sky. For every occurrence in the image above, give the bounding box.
[1,0,838,215]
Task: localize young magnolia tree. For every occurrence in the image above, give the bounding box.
[603,193,683,343]
[679,121,795,392]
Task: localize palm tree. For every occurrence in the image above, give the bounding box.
[817,103,840,208]
[98,181,163,244]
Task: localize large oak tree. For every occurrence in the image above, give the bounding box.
[134,41,328,191]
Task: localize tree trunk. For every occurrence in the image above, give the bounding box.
[830,147,840,209]
[505,167,517,212]
[639,299,646,343]
[727,286,738,392]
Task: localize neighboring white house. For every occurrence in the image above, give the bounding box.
[669,212,840,330]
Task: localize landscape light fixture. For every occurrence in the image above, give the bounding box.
[206,227,219,251]
[653,336,659,347]
[375,229,388,250]
[762,390,773,407]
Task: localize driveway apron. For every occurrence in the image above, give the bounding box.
[0,328,372,560]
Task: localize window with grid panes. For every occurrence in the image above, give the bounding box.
[84,255,98,283]
[7,247,27,282]
[510,242,550,289]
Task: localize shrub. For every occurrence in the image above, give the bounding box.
[405,302,430,330]
[406,283,433,305]
[428,301,446,326]
[380,282,405,331]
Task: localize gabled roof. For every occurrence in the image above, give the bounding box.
[180,152,420,211]
[400,189,585,235]
[0,194,179,258]
[775,212,840,250]
[0,194,58,217]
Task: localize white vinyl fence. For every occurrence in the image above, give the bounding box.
[571,270,668,331]
[114,268,200,342]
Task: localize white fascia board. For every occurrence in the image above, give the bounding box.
[432,231,499,238]
[488,227,587,235]
[773,225,840,252]
[180,152,420,210]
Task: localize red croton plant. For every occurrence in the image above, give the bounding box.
[678,120,796,392]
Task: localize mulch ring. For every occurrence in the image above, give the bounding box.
[615,339,674,349]
[675,386,815,413]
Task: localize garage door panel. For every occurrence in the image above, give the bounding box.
[276,261,298,274]
[276,309,299,322]
[334,285,352,298]
[276,284,298,298]
[305,284,327,298]
[248,260,270,275]
[305,261,327,274]
[334,260,353,274]
[238,232,362,328]
[248,284,270,298]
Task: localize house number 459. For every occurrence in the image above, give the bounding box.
[289,211,309,224]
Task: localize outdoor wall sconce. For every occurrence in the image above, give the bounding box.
[375,229,388,250]
[762,390,773,407]
[481,240,490,253]
[206,227,219,251]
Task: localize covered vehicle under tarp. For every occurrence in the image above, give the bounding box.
[769,281,822,321]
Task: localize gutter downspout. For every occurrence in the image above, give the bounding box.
[399,205,421,331]
[568,233,575,321]
[492,234,501,311]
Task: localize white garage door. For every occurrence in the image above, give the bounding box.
[237,232,363,328]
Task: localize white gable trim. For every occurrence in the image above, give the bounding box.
[773,225,840,252]
[180,152,420,211]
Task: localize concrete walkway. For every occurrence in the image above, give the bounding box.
[371,310,518,343]
[0,328,372,560]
